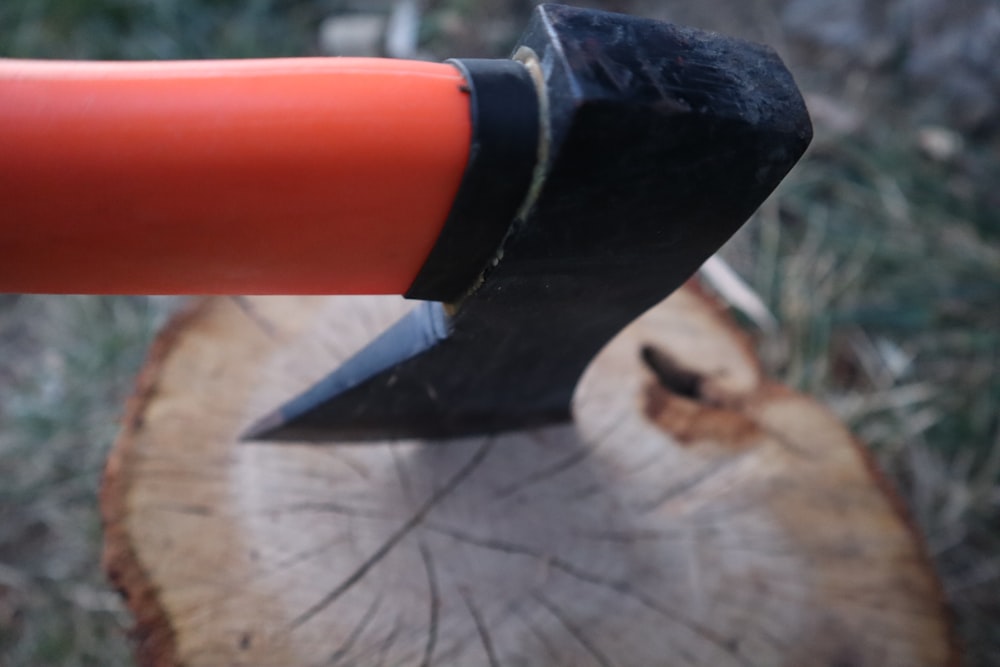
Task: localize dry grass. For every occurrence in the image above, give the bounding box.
[1,296,167,666]
[724,123,1000,664]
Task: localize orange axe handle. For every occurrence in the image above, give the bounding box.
[0,58,471,294]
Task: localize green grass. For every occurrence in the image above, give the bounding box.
[0,0,324,60]
[1,296,166,666]
[1,1,998,665]
[727,123,1000,664]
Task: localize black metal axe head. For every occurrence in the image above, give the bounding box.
[245,3,812,442]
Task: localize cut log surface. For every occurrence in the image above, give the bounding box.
[101,285,956,667]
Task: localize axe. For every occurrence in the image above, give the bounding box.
[0,4,812,442]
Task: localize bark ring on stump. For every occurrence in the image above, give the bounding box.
[101,284,956,667]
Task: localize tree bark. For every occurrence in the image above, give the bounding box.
[101,284,956,667]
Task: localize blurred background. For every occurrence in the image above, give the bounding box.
[0,0,997,665]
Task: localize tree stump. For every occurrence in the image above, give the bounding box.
[101,284,956,667]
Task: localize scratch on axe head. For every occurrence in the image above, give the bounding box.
[245,3,812,442]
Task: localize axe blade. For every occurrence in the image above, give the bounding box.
[245,3,812,443]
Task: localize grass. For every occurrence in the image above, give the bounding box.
[1,1,998,665]
[0,0,326,60]
[727,123,1000,664]
[0,297,166,666]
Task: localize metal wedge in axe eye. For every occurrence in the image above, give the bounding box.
[244,4,813,442]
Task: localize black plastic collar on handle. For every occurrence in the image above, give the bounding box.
[404,59,540,303]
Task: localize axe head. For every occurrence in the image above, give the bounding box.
[245,3,812,442]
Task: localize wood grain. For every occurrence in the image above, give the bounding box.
[101,284,956,667]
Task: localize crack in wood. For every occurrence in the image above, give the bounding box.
[461,587,501,667]
[327,595,382,666]
[532,592,615,667]
[493,442,597,500]
[289,439,495,629]
[425,524,755,667]
[635,455,748,514]
[417,542,440,667]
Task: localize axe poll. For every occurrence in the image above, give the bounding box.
[0,4,812,442]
